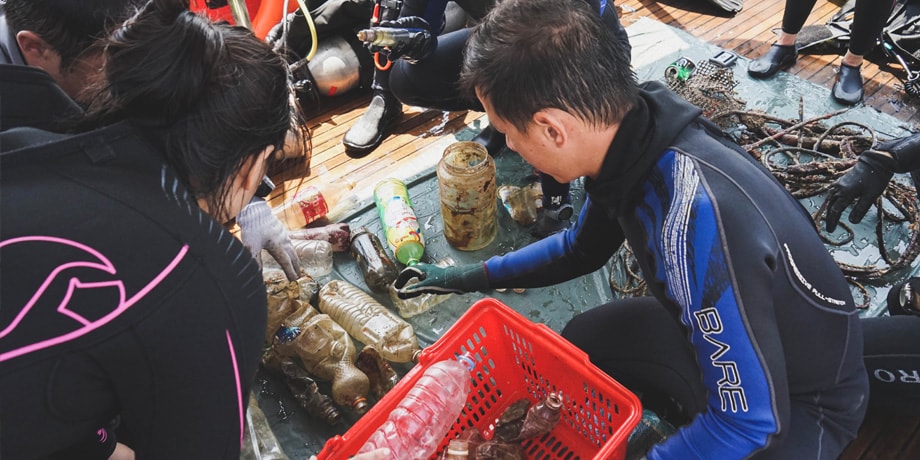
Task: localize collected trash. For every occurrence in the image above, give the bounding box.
[289,222,352,252]
[374,178,425,265]
[388,256,456,318]
[355,356,474,459]
[350,226,399,293]
[318,279,422,363]
[272,301,370,413]
[438,141,498,251]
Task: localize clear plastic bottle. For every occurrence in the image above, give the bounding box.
[261,351,341,426]
[273,180,357,229]
[242,397,289,460]
[389,256,456,318]
[513,392,563,441]
[356,356,474,459]
[318,279,422,363]
[290,239,334,278]
[288,222,352,252]
[373,178,425,266]
[272,302,370,413]
[443,439,469,460]
[350,226,399,293]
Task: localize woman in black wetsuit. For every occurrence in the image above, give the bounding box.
[0,0,307,458]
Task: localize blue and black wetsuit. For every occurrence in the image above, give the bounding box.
[479,82,869,459]
[0,123,267,459]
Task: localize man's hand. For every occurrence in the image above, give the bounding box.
[237,197,301,281]
[393,263,488,299]
[824,150,898,232]
[370,16,437,63]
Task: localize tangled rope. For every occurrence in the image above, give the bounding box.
[610,80,919,308]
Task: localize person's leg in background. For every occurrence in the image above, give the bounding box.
[561,297,709,427]
[748,0,819,79]
[343,0,451,158]
[832,0,899,105]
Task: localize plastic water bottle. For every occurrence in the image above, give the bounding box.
[356,355,474,459]
[272,302,370,413]
[318,279,421,363]
[373,178,425,266]
[274,180,358,229]
[288,222,352,252]
[291,239,334,278]
[388,256,456,318]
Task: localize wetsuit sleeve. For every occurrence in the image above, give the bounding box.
[483,197,624,288]
[643,154,785,459]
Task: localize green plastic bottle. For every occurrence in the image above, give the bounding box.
[373,178,425,265]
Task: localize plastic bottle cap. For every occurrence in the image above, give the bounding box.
[456,353,476,371]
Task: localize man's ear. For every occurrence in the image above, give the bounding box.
[532,108,570,148]
[243,146,275,193]
[16,31,58,70]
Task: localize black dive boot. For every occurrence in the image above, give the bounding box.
[343,78,402,159]
[472,125,507,156]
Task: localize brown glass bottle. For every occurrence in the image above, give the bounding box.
[349,226,399,293]
[513,392,563,441]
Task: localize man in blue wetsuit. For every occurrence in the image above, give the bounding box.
[394,0,869,457]
[344,0,629,236]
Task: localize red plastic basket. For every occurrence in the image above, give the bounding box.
[318,298,642,460]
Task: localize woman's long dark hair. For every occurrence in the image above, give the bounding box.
[81,0,308,219]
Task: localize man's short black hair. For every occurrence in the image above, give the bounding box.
[460,0,637,132]
[4,0,144,69]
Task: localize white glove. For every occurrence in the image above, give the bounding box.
[237,196,300,281]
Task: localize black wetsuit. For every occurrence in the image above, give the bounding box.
[480,82,869,459]
[0,122,267,459]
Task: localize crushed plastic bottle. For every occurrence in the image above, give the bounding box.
[242,397,289,460]
[389,256,456,318]
[261,351,341,426]
[289,222,351,252]
[356,355,475,459]
[272,302,370,413]
[291,239,334,278]
[263,275,318,345]
[318,279,422,363]
[355,345,399,402]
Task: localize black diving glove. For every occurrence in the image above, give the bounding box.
[824,150,898,232]
[393,262,488,299]
[265,10,313,59]
[370,16,436,63]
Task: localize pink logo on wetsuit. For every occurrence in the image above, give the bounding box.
[0,235,187,362]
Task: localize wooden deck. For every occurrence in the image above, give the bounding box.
[265,0,920,458]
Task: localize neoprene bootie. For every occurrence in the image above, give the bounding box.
[472,125,507,156]
[343,88,402,159]
[748,44,797,79]
[832,63,864,105]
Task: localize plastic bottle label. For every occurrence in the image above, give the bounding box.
[374,181,424,258]
[294,186,330,225]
